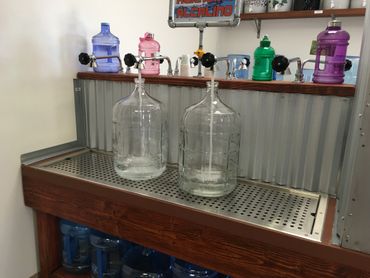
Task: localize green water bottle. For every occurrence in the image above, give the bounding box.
[252,35,275,81]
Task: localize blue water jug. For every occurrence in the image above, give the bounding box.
[171,258,218,278]
[59,220,90,273]
[92,22,120,73]
[90,230,129,278]
[122,246,171,277]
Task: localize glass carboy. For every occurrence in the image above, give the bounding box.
[113,78,167,180]
[179,81,240,197]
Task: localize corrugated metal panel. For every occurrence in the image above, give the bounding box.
[76,79,352,195]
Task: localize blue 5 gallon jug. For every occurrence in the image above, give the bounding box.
[92,23,120,73]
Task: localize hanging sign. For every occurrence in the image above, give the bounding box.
[168,0,241,28]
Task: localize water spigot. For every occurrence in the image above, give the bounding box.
[78,52,123,71]
[123,53,173,76]
[201,53,232,79]
[272,55,303,82]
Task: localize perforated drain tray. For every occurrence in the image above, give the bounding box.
[36,150,328,241]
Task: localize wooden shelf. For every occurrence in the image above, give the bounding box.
[22,150,370,278]
[241,8,366,20]
[77,72,355,97]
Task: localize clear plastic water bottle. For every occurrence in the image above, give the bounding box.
[90,231,127,278]
[122,246,171,277]
[59,220,90,273]
[313,19,350,84]
[138,33,161,75]
[179,80,240,197]
[113,77,168,180]
[92,23,120,73]
[171,259,218,278]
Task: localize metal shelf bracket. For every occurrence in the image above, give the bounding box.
[254,19,262,39]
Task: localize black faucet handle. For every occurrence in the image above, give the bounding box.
[79,52,91,65]
[344,59,352,71]
[243,57,251,67]
[124,53,137,67]
[190,56,199,67]
[201,52,216,68]
[272,55,290,73]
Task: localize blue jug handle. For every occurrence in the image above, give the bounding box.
[63,235,73,265]
[97,248,107,278]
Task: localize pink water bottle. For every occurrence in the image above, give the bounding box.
[313,19,350,84]
[139,32,160,75]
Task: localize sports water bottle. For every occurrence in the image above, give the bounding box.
[313,19,350,84]
[92,23,121,73]
[252,35,275,81]
[139,33,161,75]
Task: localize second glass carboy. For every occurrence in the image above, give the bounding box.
[179,80,240,197]
[113,78,167,180]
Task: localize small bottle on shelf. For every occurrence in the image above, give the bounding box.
[252,35,275,81]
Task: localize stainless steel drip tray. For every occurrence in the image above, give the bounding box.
[36,149,328,242]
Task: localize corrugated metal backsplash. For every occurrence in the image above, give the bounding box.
[74,79,352,195]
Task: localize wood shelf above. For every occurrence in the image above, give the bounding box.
[77,72,355,97]
[241,8,366,20]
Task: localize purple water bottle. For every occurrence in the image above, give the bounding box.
[313,19,350,84]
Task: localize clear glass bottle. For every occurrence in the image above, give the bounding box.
[179,81,240,197]
[113,78,167,180]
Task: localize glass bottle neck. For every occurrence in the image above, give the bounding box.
[205,82,220,100]
[132,79,147,96]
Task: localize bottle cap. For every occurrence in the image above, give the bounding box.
[328,19,341,27]
[144,32,154,39]
[260,35,271,47]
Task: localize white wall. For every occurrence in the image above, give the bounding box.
[0,0,364,277]
[0,1,218,277]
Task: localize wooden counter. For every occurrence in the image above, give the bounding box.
[22,150,370,278]
[77,72,356,97]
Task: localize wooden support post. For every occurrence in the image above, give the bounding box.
[36,211,61,278]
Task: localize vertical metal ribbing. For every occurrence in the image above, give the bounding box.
[77,80,352,195]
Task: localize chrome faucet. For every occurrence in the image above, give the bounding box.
[272,55,303,82]
[123,53,173,76]
[213,56,231,79]
[78,52,123,71]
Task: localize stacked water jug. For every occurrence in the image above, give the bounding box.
[60,219,231,277]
